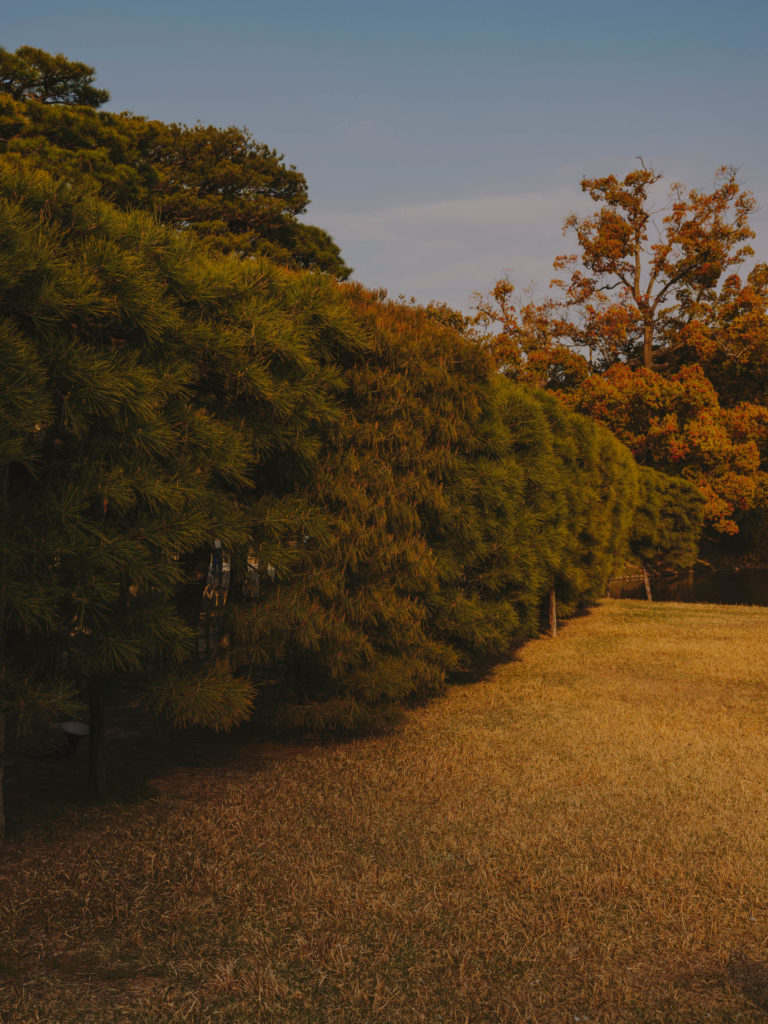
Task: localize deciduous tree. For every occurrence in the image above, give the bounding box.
[476,163,768,543]
[554,164,756,370]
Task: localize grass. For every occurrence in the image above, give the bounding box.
[3,599,768,1023]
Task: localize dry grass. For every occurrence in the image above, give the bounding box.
[4,600,768,1023]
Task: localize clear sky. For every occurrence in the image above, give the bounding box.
[6,0,768,310]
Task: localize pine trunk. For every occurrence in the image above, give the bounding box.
[0,468,6,839]
[228,545,247,605]
[642,564,653,602]
[88,682,106,799]
[548,587,557,637]
[0,712,5,843]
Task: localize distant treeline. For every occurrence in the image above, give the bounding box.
[0,164,704,815]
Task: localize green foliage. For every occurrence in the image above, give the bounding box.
[0,48,350,278]
[143,121,350,277]
[0,45,109,106]
[0,161,257,734]
[526,391,640,615]
[630,468,705,570]
[229,281,453,733]
[0,156,704,753]
[222,282,697,732]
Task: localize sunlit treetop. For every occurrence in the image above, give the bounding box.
[555,162,756,370]
[0,45,350,278]
[0,45,109,107]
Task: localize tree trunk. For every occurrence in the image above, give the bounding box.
[284,646,298,690]
[548,587,557,638]
[88,681,106,799]
[0,468,7,839]
[642,564,653,602]
[228,544,247,605]
[643,320,654,369]
[0,712,5,843]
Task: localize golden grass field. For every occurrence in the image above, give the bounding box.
[3,599,768,1023]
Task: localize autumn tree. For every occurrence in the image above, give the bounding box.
[571,364,767,534]
[671,262,768,406]
[472,276,590,389]
[476,162,768,545]
[553,164,756,370]
[477,164,757,373]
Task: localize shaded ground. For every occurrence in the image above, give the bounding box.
[3,600,768,1023]
[3,690,320,842]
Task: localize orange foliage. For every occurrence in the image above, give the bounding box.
[475,162,768,540]
[568,366,764,535]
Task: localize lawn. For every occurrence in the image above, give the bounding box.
[3,600,768,1023]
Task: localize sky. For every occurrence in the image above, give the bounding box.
[6,0,768,311]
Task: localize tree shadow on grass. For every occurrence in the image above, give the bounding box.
[3,693,321,844]
[443,610,590,692]
[4,611,591,845]
[673,953,768,1015]
[719,954,768,1015]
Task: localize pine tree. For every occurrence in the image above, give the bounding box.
[0,159,706,838]
[0,46,350,278]
[0,45,109,106]
[0,162,260,817]
[630,469,704,572]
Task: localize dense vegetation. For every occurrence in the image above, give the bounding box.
[0,45,351,277]
[0,160,703,833]
[2,38,765,1024]
[474,164,768,554]
[0,47,705,839]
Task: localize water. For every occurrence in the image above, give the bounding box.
[608,568,768,606]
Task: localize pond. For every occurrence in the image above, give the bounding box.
[608,568,768,606]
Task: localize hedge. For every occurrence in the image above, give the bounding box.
[0,163,705,750]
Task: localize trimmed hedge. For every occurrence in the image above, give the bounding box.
[630,467,705,571]
[0,164,705,743]
[231,288,703,730]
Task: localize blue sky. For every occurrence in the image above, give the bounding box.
[6,0,768,310]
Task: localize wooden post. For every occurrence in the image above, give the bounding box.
[548,587,557,637]
[642,564,653,602]
[88,681,106,799]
